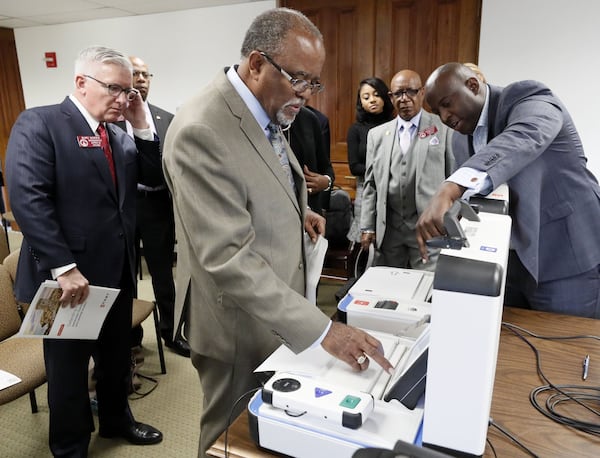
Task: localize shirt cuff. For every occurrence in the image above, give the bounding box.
[51,263,76,280]
[132,127,154,141]
[447,167,493,200]
[309,320,332,349]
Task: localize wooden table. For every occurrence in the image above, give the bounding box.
[208,307,600,457]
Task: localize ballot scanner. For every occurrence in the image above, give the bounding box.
[337,266,433,338]
[249,190,511,458]
[422,202,511,457]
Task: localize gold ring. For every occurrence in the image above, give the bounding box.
[356,354,367,365]
[308,188,312,193]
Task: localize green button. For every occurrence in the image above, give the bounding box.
[339,395,361,409]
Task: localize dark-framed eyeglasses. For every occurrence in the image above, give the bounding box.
[133,70,153,79]
[83,74,139,101]
[259,51,324,95]
[389,87,422,99]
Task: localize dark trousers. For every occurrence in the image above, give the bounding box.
[44,267,135,457]
[504,250,600,318]
[135,190,176,340]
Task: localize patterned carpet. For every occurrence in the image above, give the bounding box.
[0,230,343,457]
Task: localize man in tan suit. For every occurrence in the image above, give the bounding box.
[360,70,455,270]
[162,8,392,457]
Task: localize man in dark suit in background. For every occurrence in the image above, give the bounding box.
[287,105,334,214]
[417,62,600,317]
[6,46,163,457]
[125,55,189,357]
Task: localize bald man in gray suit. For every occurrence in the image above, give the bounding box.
[360,69,455,270]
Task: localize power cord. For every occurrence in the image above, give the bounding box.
[223,387,260,458]
[502,322,600,437]
[488,417,539,457]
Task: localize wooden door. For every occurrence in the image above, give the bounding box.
[281,0,481,197]
[0,27,26,214]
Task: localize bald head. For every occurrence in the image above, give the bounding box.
[389,69,424,121]
[425,62,486,134]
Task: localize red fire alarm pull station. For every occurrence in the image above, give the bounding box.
[45,52,57,68]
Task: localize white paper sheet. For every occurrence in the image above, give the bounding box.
[303,233,328,304]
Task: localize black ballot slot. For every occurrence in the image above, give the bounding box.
[374,300,399,310]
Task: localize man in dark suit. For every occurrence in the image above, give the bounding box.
[287,105,334,214]
[6,46,163,457]
[123,55,189,357]
[417,62,600,317]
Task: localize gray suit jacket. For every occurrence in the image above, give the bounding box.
[361,110,455,248]
[163,69,329,365]
[453,82,600,282]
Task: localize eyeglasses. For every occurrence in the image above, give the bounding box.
[259,51,324,95]
[389,88,422,99]
[133,71,153,79]
[83,74,139,102]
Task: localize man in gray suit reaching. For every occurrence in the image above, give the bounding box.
[360,69,455,270]
[417,62,600,318]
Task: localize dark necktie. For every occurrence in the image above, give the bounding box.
[267,123,296,193]
[97,124,116,184]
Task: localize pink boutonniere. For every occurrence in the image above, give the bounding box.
[418,125,438,138]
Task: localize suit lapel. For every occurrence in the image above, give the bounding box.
[61,99,118,200]
[414,112,430,180]
[219,72,302,215]
[380,120,397,195]
[149,104,169,141]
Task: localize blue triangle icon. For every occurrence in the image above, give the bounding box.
[314,387,332,398]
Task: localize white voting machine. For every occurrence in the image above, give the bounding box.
[337,266,433,337]
[249,326,430,458]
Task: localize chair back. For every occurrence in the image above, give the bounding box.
[3,249,18,283]
[0,230,9,264]
[0,263,21,340]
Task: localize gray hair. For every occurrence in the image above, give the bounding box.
[240,7,322,59]
[74,46,132,75]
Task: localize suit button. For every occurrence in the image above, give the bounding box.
[118,233,124,238]
[298,263,303,270]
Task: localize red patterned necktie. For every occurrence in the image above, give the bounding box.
[97,123,116,184]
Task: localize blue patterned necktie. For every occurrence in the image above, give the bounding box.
[267,123,296,193]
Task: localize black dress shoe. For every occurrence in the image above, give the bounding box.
[99,421,163,445]
[164,337,190,357]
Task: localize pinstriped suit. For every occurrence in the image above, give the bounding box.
[6,96,162,455]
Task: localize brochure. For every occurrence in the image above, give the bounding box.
[18,280,120,339]
[0,369,21,391]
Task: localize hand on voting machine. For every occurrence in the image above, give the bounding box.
[18,280,119,339]
[254,326,429,405]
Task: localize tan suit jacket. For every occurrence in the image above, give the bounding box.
[163,69,329,366]
[360,110,455,248]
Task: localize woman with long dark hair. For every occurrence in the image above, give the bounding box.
[346,77,395,242]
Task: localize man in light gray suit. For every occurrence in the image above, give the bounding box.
[361,70,455,270]
[162,8,392,457]
[417,62,600,317]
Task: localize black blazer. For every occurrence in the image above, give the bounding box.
[287,106,334,213]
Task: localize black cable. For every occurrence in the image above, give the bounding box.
[488,418,539,458]
[502,322,600,343]
[223,387,260,458]
[502,322,600,437]
[485,437,497,458]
